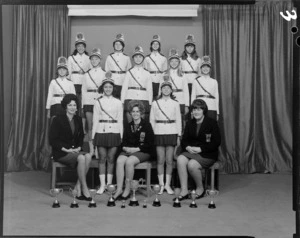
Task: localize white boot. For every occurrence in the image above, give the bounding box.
[157,174,164,195]
[165,174,174,195]
[88,141,94,157]
[95,147,99,159]
[96,174,106,194]
[107,174,113,186]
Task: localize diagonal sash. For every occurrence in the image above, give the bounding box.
[55,79,67,94]
[110,54,124,72]
[185,58,196,72]
[87,71,100,89]
[71,55,86,73]
[156,100,171,122]
[195,78,215,99]
[97,99,116,121]
[128,70,144,88]
[169,76,179,90]
[149,55,162,73]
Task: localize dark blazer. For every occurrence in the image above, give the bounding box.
[49,114,84,160]
[181,116,221,160]
[121,119,155,156]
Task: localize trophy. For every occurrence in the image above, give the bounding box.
[50,188,63,208]
[69,188,79,208]
[189,190,197,208]
[151,184,161,207]
[121,199,126,208]
[107,184,116,207]
[88,189,97,208]
[206,189,219,209]
[129,179,140,206]
[173,188,181,208]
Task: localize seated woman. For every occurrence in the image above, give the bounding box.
[49,94,92,201]
[113,100,155,200]
[175,99,221,201]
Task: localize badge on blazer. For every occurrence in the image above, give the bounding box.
[206,134,211,142]
[140,132,145,143]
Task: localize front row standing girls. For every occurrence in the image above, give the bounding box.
[49,94,92,201]
[191,56,219,121]
[92,72,123,195]
[82,48,105,157]
[150,80,182,195]
[121,46,153,123]
[175,99,221,200]
[105,33,132,99]
[113,100,155,200]
[46,57,76,119]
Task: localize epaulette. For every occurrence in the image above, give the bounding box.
[171,97,178,102]
[145,54,150,58]
[159,52,165,57]
[66,78,72,81]
[86,69,91,73]
[128,67,134,71]
[195,76,201,80]
[123,53,128,56]
[96,95,103,100]
[144,68,149,72]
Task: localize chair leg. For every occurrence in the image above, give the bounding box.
[146,164,151,199]
[210,168,215,190]
[51,163,56,189]
[204,169,209,190]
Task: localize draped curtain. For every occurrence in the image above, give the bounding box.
[201,1,294,173]
[6,5,70,172]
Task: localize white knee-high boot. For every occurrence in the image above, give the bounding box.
[157,174,164,195]
[107,174,113,186]
[97,174,106,194]
[165,174,174,194]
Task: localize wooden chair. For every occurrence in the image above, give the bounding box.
[134,161,155,199]
[50,157,99,189]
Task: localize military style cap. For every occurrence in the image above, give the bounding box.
[132,46,145,58]
[57,56,68,70]
[101,71,115,86]
[90,48,102,59]
[184,34,196,46]
[114,33,125,43]
[161,75,172,89]
[168,48,180,60]
[151,34,161,44]
[200,55,212,68]
[75,32,86,46]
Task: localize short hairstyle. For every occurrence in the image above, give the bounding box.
[98,81,114,94]
[61,94,79,110]
[191,99,208,115]
[127,100,145,115]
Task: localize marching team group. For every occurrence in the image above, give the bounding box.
[47,32,221,202]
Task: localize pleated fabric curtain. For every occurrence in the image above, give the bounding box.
[201,2,294,173]
[6,5,70,172]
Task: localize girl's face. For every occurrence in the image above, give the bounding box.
[66,100,77,115]
[90,56,101,67]
[201,65,211,75]
[169,58,180,69]
[103,83,113,96]
[131,106,142,121]
[161,85,172,96]
[151,41,160,51]
[185,45,195,54]
[76,43,86,54]
[58,67,68,77]
[133,55,144,65]
[192,107,204,121]
[114,41,123,51]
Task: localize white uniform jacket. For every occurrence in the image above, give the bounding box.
[92,96,123,139]
[150,98,182,136]
[191,76,219,114]
[180,56,201,84]
[143,52,167,83]
[82,67,105,107]
[121,66,153,105]
[46,77,76,109]
[67,54,91,85]
[105,52,132,86]
[158,69,190,107]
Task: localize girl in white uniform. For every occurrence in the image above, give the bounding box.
[180,34,202,100]
[159,48,189,131]
[150,81,182,195]
[46,56,76,119]
[191,56,219,120]
[82,48,105,156]
[105,33,132,99]
[121,46,153,123]
[143,35,167,99]
[92,72,123,194]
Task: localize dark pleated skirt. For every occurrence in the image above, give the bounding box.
[152,82,160,100]
[93,133,121,147]
[113,85,122,99]
[83,105,94,113]
[50,104,65,118]
[181,152,215,169]
[56,151,87,169]
[119,151,151,163]
[154,134,177,146]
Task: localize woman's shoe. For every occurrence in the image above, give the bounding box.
[96,186,106,195]
[158,185,164,195]
[164,185,174,195]
[173,193,189,201]
[119,194,131,200]
[75,195,86,200]
[195,190,206,200]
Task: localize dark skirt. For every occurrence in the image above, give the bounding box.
[179,104,185,115]
[154,134,177,146]
[50,104,65,118]
[74,84,83,117]
[181,152,215,169]
[152,82,160,100]
[124,99,150,113]
[93,133,121,147]
[56,151,87,169]
[113,85,122,99]
[119,151,151,163]
[83,105,94,114]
